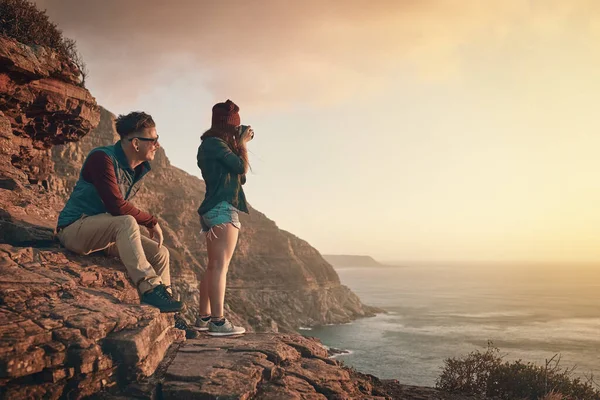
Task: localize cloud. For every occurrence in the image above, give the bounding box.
[34,0,600,109]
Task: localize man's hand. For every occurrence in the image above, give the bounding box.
[148,223,164,248]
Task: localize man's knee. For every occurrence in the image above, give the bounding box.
[116,215,138,231]
[157,245,170,261]
[149,245,169,268]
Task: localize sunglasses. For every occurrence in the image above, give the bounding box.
[129,135,160,145]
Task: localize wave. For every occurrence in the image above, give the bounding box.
[324,322,354,326]
[298,326,313,331]
[320,343,353,359]
[446,310,533,319]
[379,317,600,344]
[329,349,354,359]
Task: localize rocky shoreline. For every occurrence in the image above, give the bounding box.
[90,333,474,400]
[0,241,472,399]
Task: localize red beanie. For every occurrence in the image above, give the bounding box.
[211,99,240,130]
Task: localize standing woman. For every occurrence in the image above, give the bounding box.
[195,100,253,336]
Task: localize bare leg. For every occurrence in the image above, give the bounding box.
[205,224,239,318]
[198,269,211,316]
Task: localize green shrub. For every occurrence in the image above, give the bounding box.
[437,342,600,399]
[0,0,87,85]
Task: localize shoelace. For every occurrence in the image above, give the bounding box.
[156,285,178,303]
[175,317,191,330]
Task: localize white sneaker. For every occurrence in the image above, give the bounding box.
[194,317,210,332]
[207,319,246,336]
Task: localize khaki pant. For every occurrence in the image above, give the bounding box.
[57,214,169,294]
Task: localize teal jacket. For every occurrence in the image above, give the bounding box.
[197,137,248,215]
[57,141,151,227]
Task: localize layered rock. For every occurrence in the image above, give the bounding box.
[50,109,380,332]
[0,244,184,399]
[0,38,184,399]
[0,37,99,184]
[0,36,99,247]
[108,334,474,400]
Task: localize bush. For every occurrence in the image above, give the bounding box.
[436,342,600,400]
[0,0,87,85]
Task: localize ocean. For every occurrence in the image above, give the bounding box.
[300,263,600,387]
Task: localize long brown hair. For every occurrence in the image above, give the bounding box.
[201,127,249,174]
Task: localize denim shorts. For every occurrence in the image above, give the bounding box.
[200,201,241,233]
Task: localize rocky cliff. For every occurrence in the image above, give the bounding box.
[0,36,186,399]
[105,333,473,400]
[50,108,379,332]
[0,36,473,399]
[0,36,98,246]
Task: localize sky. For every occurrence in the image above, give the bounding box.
[35,0,600,264]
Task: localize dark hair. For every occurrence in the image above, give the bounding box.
[201,127,249,174]
[115,112,155,138]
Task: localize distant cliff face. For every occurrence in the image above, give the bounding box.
[50,108,379,332]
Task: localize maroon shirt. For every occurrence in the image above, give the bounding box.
[82,151,157,228]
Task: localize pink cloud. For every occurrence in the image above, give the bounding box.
[34,0,600,109]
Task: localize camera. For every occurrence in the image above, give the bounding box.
[239,125,254,140]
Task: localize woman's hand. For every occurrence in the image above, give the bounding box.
[239,125,254,143]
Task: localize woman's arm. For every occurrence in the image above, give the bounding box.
[207,138,247,174]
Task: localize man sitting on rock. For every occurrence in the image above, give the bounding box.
[55,112,194,336]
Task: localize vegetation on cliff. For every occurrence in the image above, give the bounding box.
[0,0,87,85]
